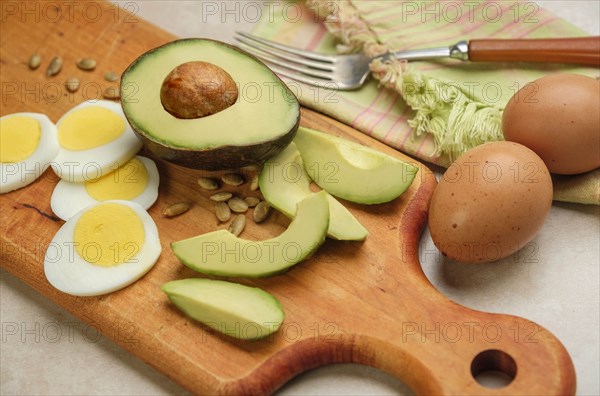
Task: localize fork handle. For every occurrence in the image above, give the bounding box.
[468,36,600,66]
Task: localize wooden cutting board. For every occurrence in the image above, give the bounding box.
[0,1,575,394]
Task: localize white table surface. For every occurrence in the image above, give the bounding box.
[1,1,599,395]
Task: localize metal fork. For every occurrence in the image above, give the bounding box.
[234,32,600,90]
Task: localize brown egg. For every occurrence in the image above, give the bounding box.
[429,141,552,264]
[503,73,600,175]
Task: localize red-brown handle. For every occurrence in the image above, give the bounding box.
[469,36,600,66]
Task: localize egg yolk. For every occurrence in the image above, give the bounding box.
[58,106,125,150]
[0,116,41,163]
[84,157,149,200]
[74,203,145,266]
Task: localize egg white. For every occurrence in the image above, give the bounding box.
[44,200,162,296]
[0,113,59,194]
[51,100,143,183]
[50,156,160,221]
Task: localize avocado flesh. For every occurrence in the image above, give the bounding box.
[259,143,367,241]
[161,278,284,340]
[121,39,300,169]
[294,127,419,204]
[171,191,329,277]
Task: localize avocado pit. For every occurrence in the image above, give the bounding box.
[160,61,238,119]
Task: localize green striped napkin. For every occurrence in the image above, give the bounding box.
[252,0,599,205]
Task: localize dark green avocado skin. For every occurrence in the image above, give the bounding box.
[120,38,300,171]
[139,115,299,170]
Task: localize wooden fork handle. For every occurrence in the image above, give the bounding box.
[469,36,600,66]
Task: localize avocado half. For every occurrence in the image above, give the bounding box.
[120,38,300,170]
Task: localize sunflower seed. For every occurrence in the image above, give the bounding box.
[209,191,232,202]
[244,196,260,207]
[253,201,271,223]
[28,54,41,70]
[197,177,219,190]
[215,202,231,222]
[103,86,120,100]
[162,202,190,217]
[250,175,259,191]
[228,214,246,236]
[228,197,248,213]
[221,173,244,186]
[104,70,119,82]
[46,56,62,77]
[77,58,96,71]
[65,77,79,92]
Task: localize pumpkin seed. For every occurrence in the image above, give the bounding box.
[46,56,62,77]
[241,164,260,172]
[28,54,41,70]
[77,58,96,71]
[215,202,231,222]
[253,201,271,223]
[221,173,244,186]
[162,202,190,217]
[228,214,246,237]
[228,197,248,213]
[104,70,119,82]
[244,196,260,207]
[65,77,79,92]
[209,191,232,202]
[103,86,120,100]
[197,177,219,190]
[250,175,259,191]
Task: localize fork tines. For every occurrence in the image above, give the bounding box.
[234,31,338,87]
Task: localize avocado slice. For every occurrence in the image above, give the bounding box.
[161,278,284,340]
[259,142,367,241]
[121,39,300,170]
[294,127,419,204]
[171,191,329,277]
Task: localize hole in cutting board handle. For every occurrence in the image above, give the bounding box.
[471,349,517,389]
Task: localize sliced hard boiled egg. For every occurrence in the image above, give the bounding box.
[0,113,59,194]
[51,100,142,182]
[50,156,159,221]
[44,200,161,296]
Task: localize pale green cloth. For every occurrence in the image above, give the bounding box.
[252,0,599,204]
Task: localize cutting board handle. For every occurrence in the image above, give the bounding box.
[351,311,576,394]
